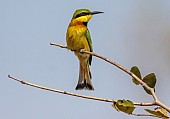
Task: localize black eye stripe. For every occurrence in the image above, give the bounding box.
[75,12,90,18]
[83,12,90,15]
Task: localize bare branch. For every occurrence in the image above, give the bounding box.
[50,42,67,49]
[8,75,115,103]
[131,113,162,118]
[50,42,170,113]
[8,75,156,107]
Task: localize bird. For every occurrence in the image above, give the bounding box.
[66,9,103,90]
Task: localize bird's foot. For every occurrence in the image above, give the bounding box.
[79,49,85,53]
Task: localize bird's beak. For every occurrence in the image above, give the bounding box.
[91,11,104,15]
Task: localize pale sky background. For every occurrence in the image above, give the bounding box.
[1,0,170,119]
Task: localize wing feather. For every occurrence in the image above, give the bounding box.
[86,29,93,65]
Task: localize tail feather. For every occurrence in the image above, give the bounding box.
[76,63,94,90]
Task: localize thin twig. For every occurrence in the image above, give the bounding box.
[50,42,67,49]
[50,43,170,113]
[8,75,156,107]
[8,75,115,102]
[131,113,162,118]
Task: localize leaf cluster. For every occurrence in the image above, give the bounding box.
[111,66,169,118]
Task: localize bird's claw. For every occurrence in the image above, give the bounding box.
[79,49,85,53]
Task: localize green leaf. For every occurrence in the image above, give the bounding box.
[112,99,135,114]
[145,107,169,118]
[130,66,142,85]
[142,73,156,94]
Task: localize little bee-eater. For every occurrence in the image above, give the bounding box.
[66,9,103,90]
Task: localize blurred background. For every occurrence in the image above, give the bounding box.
[1,0,170,118]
